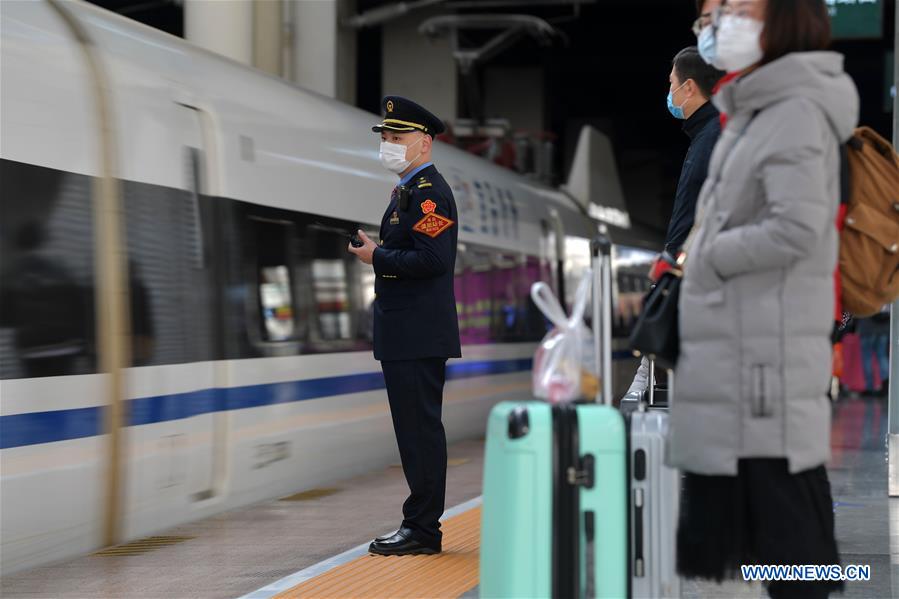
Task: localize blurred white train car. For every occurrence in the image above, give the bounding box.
[0,0,659,574]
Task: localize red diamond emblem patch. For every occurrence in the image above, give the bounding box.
[412,213,454,238]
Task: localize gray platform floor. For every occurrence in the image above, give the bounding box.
[684,395,896,598]
[0,440,487,599]
[1,397,896,598]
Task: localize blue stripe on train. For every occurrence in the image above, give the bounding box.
[0,406,104,450]
[1,352,636,450]
[0,357,534,450]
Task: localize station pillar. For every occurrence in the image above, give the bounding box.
[184,0,254,67]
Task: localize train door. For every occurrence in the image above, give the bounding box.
[121,100,224,541]
[174,102,224,503]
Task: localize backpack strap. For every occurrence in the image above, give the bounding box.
[835,131,858,321]
[839,143,850,206]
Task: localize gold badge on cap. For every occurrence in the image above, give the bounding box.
[386,100,394,113]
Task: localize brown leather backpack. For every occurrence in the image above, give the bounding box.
[839,126,899,317]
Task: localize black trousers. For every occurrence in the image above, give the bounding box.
[380,357,448,546]
[677,459,842,599]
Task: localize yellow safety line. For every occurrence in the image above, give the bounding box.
[275,507,481,599]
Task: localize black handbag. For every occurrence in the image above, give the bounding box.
[627,268,682,369]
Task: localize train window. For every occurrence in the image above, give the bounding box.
[252,218,297,342]
[128,262,155,366]
[612,245,656,338]
[455,247,493,345]
[311,259,349,340]
[0,161,96,379]
[453,244,466,339]
[454,245,550,345]
[539,219,560,299]
[492,254,520,340]
[490,253,548,343]
[240,211,375,355]
[301,219,374,353]
[259,265,295,341]
[522,255,552,341]
[563,236,592,314]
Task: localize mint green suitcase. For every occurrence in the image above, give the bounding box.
[480,236,627,598]
[480,401,552,598]
[577,403,628,599]
[480,401,627,598]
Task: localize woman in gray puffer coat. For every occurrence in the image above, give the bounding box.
[671,1,859,598]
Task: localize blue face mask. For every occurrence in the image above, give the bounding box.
[666,81,688,120]
[697,25,723,69]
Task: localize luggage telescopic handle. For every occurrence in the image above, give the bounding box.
[648,357,674,407]
[591,234,613,405]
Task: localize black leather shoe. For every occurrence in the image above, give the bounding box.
[374,528,399,542]
[368,527,441,556]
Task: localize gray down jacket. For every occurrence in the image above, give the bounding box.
[670,52,859,475]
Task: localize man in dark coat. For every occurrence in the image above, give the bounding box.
[627,46,724,396]
[664,46,726,256]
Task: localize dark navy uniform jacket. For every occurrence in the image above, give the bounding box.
[664,100,721,255]
[372,163,461,361]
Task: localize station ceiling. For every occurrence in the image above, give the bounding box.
[86,0,894,235]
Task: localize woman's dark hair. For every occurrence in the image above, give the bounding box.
[673,46,726,99]
[761,0,831,64]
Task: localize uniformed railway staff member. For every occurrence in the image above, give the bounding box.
[348,96,461,556]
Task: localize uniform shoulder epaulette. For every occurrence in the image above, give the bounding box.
[416,176,433,189]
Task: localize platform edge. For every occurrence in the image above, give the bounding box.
[235,495,483,599]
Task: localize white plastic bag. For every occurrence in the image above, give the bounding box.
[530,271,598,403]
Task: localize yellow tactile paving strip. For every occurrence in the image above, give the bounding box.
[275,507,481,599]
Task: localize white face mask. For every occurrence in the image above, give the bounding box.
[715,15,763,72]
[379,136,424,174]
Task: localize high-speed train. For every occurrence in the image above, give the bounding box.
[0,0,660,575]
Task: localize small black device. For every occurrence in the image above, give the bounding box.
[398,185,411,211]
[349,226,364,248]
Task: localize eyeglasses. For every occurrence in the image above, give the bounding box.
[691,12,713,37]
[712,1,760,24]
[691,1,760,37]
